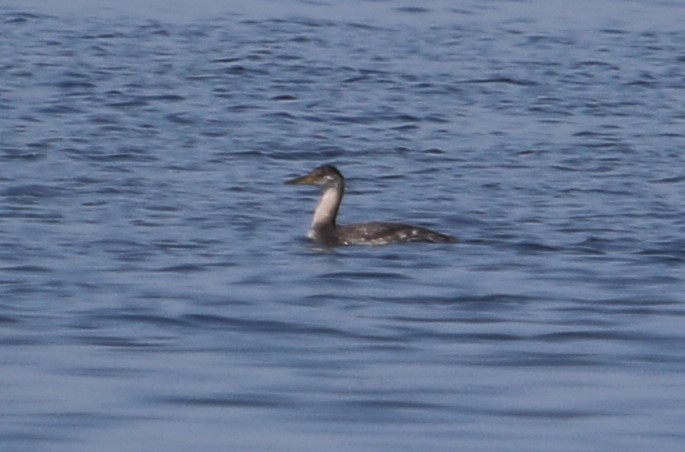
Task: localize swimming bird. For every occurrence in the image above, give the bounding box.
[286,164,457,246]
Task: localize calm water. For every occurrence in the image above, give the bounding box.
[1,0,685,450]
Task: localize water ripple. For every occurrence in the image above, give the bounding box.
[1,3,685,451]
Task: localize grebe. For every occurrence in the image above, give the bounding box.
[286,164,457,246]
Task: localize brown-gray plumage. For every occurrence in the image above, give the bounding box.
[286,164,457,246]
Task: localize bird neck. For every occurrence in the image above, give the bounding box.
[311,182,344,230]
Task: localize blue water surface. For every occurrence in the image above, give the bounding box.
[1,0,684,451]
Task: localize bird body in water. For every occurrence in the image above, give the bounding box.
[286,165,457,246]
